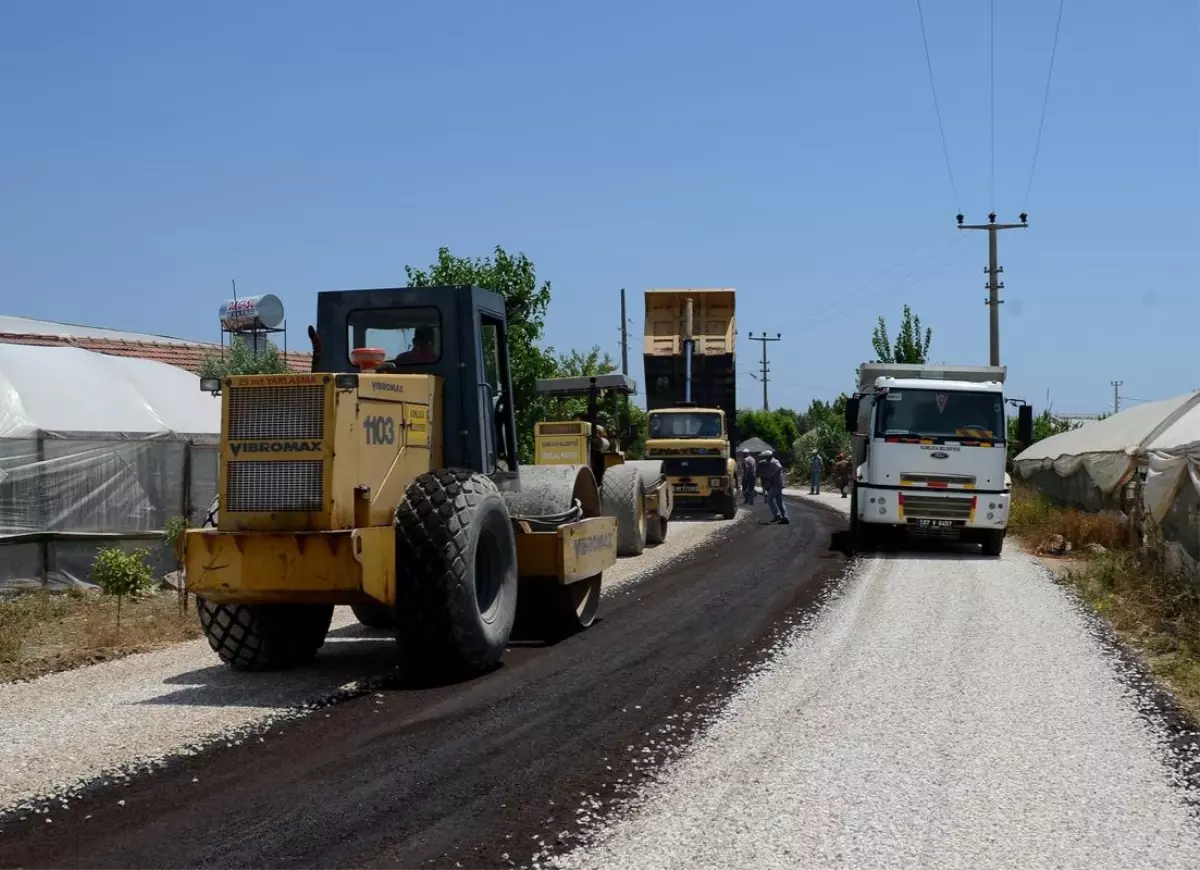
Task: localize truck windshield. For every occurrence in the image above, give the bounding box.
[874,389,1005,440]
[649,412,723,439]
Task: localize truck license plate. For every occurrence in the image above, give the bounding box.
[915,519,954,529]
[675,484,699,493]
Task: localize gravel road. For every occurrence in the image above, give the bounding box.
[558,492,1200,870]
[0,510,748,814]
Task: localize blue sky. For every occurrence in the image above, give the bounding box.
[1,0,1196,415]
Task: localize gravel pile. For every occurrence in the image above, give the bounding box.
[0,510,745,814]
[556,537,1200,869]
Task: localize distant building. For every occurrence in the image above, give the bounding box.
[0,314,311,374]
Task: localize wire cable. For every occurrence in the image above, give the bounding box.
[1023,0,1066,209]
[916,0,960,211]
[990,0,996,211]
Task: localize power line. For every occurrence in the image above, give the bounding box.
[1023,0,1066,209]
[805,236,973,332]
[800,223,952,324]
[990,0,996,211]
[916,0,960,211]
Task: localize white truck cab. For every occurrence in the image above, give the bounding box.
[843,363,1033,556]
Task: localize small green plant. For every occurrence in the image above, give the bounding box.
[91,547,156,635]
[163,515,189,613]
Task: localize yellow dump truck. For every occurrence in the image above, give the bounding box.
[533,372,673,556]
[183,285,618,676]
[642,289,738,519]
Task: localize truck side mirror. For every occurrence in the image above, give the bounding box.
[844,397,860,434]
[1017,405,1034,446]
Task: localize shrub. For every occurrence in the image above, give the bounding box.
[1007,486,1126,551]
[91,547,156,634]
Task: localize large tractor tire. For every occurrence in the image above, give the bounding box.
[197,599,334,671]
[601,464,647,557]
[193,497,333,672]
[395,469,519,679]
[351,602,395,630]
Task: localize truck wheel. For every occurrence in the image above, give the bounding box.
[981,529,1005,556]
[719,492,738,520]
[395,469,519,678]
[646,514,668,545]
[351,602,395,629]
[601,464,647,557]
[196,599,334,671]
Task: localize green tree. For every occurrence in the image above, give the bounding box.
[91,547,156,635]
[736,408,800,465]
[871,305,932,364]
[198,336,289,378]
[403,246,557,462]
[541,346,648,459]
[796,395,852,434]
[1007,408,1078,462]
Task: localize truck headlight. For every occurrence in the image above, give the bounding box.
[709,477,723,488]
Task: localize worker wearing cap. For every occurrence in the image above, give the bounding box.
[809,451,823,496]
[759,450,789,524]
[740,448,757,505]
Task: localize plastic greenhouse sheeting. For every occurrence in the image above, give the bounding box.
[0,343,220,591]
[1014,391,1200,522]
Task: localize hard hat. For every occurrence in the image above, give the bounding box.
[762,449,773,457]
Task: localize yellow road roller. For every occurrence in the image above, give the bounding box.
[533,372,673,557]
[184,285,618,676]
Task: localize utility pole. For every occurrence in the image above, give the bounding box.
[1111,380,1123,415]
[748,332,782,411]
[958,212,1028,366]
[619,288,629,375]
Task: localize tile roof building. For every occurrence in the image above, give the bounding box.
[0,314,311,374]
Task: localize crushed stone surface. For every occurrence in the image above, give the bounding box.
[557,495,1200,870]
[0,509,745,813]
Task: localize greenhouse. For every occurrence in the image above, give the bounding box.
[1013,391,1200,560]
[0,343,220,591]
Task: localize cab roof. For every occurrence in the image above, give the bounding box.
[875,377,1003,393]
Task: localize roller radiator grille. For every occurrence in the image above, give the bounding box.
[226,460,324,513]
[228,385,325,441]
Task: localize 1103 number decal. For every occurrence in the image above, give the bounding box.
[364,415,396,445]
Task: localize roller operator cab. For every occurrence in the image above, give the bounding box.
[643,407,738,519]
[184,285,618,676]
[843,363,1034,556]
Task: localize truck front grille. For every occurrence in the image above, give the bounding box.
[228,385,325,440]
[900,473,977,488]
[663,457,727,477]
[226,460,324,513]
[900,493,975,522]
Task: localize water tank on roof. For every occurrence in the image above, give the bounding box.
[219,294,285,332]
